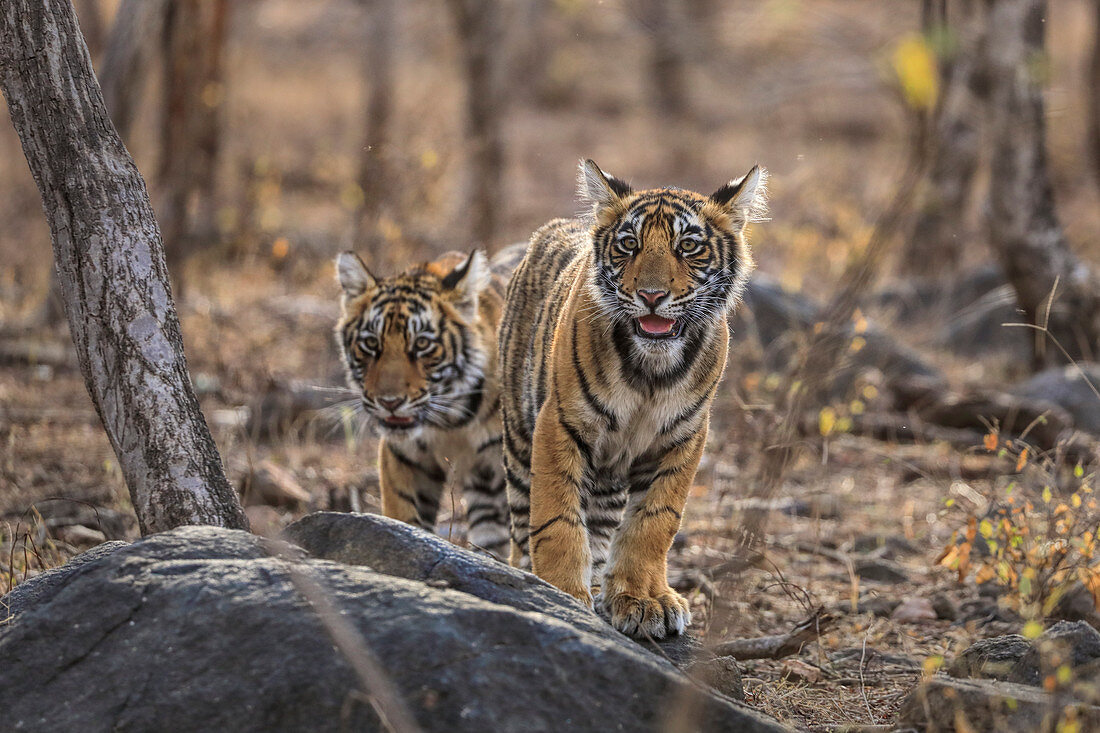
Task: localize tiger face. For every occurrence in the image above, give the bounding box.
[581,160,766,370]
[335,250,490,438]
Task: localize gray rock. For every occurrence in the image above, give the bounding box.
[947,634,1032,681]
[850,532,920,559]
[1012,363,1100,435]
[0,540,129,617]
[896,675,1100,731]
[0,523,786,732]
[852,557,909,584]
[1051,582,1100,629]
[735,274,946,399]
[1008,621,1100,687]
[283,512,705,664]
[930,593,959,622]
[686,656,744,701]
[937,285,1031,361]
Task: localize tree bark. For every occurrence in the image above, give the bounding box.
[0,0,248,534]
[983,0,1100,367]
[900,0,983,277]
[158,0,229,287]
[447,0,505,247]
[98,0,166,143]
[634,0,690,117]
[1089,0,1100,191]
[353,0,397,256]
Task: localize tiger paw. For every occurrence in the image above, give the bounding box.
[597,589,691,639]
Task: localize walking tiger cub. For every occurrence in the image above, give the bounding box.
[499,160,767,638]
[335,248,521,561]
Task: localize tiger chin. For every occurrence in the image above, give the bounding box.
[335,249,515,562]
[499,159,767,639]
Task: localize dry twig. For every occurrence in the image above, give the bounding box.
[709,606,833,660]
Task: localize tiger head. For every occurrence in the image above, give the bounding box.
[579,159,767,365]
[335,250,491,438]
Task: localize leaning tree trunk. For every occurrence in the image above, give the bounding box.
[983,0,1100,367]
[447,0,505,247]
[0,0,249,535]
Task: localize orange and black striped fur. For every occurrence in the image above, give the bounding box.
[336,249,518,560]
[499,160,767,638]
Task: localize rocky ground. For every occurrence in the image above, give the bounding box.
[3,260,1100,731]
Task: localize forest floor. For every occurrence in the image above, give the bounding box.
[0,258,1048,731]
[4,1,1100,729]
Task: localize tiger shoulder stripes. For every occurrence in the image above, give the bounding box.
[336,248,520,561]
[499,160,768,638]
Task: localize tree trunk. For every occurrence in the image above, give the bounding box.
[447,0,505,247]
[1089,0,1100,191]
[900,0,983,277]
[983,0,1100,367]
[74,0,106,58]
[634,0,689,117]
[0,0,249,535]
[158,0,229,289]
[353,0,397,258]
[98,0,166,143]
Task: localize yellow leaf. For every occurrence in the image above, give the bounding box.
[1042,485,1052,504]
[849,336,866,353]
[853,309,868,334]
[979,519,994,538]
[270,237,290,260]
[892,34,939,110]
[922,655,944,677]
[819,407,836,437]
[1022,620,1043,639]
[1072,493,1082,508]
[975,564,996,584]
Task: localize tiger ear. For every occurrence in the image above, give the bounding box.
[709,165,769,230]
[336,251,376,299]
[441,250,490,319]
[577,159,633,213]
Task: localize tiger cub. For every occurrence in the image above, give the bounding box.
[336,249,515,560]
[499,160,767,638]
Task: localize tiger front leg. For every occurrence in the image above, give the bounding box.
[378,439,447,530]
[528,406,593,606]
[599,429,706,639]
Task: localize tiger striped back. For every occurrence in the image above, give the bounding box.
[499,160,767,638]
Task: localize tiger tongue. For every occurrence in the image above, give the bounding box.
[637,314,677,335]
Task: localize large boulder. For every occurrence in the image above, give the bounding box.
[899,622,1100,730]
[735,274,945,398]
[1011,363,1100,435]
[0,518,786,732]
[896,675,1100,731]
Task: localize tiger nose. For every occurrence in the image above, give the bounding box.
[377,396,404,411]
[638,289,669,308]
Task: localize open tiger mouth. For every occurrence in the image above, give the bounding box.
[634,314,684,340]
[381,415,417,429]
